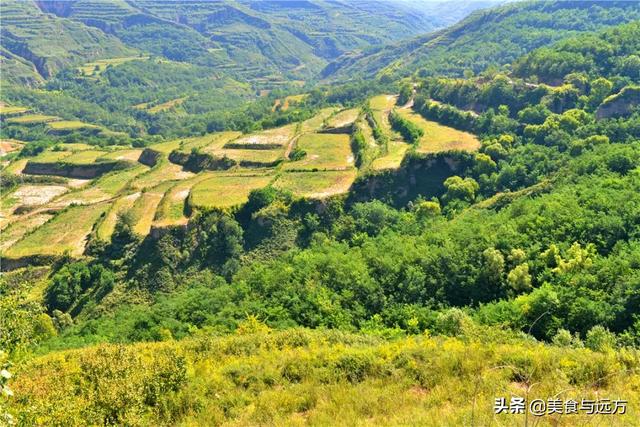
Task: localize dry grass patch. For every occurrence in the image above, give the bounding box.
[4,203,108,258]
[398,109,480,153]
[61,150,108,164]
[190,173,273,209]
[284,133,354,171]
[147,97,188,114]
[78,56,149,77]
[0,139,24,156]
[274,170,356,198]
[31,150,72,163]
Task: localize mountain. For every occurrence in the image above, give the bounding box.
[2,0,498,85]
[322,0,640,81]
[0,0,133,85]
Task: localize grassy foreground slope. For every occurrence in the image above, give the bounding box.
[9,327,639,426]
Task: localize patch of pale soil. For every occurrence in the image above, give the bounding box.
[173,189,190,201]
[347,155,354,164]
[66,178,92,188]
[12,185,68,206]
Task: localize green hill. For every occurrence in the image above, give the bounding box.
[321,0,640,81]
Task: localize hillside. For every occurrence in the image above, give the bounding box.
[2,3,640,426]
[3,0,496,85]
[322,0,640,81]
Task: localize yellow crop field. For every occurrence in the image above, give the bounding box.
[0,213,53,252]
[284,133,354,171]
[369,94,397,111]
[371,140,410,170]
[98,149,143,162]
[190,173,274,209]
[147,139,183,154]
[4,203,108,258]
[96,193,141,241]
[181,131,242,152]
[0,105,28,115]
[47,120,99,131]
[31,150,72,162]
[131,161,193,190]
[153,174,213,227]
[274,169,357,198]
[300,107,337,133]
[128,182,175,236]
[397,109,480,153]
[231,123,297,147]
[3,158,28,174]
[326,108,359,129]
[7,114,59,124]
[61,150,107,164]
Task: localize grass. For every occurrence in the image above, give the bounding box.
[128,182,175,235]
[371,140,410,170]
[274,170,357,198]
[284,133,354,171]
[190,173,274,209]
[397,109,480,153]
[326,108,359,129]
[6,114,59,124]
[96,193,140,241]
[10,328,640,426]
[47,120,99,131]
[4,203,108,258]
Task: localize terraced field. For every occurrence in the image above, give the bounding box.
[190,173,274,210]
[7,114,59,125]
[284,133,354,171]
[371,140,410,170]
[0,100,481,264]
[397,109,480,153]
[274,170,357,198]
[4,203,108,258]
[78,56,149,77]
